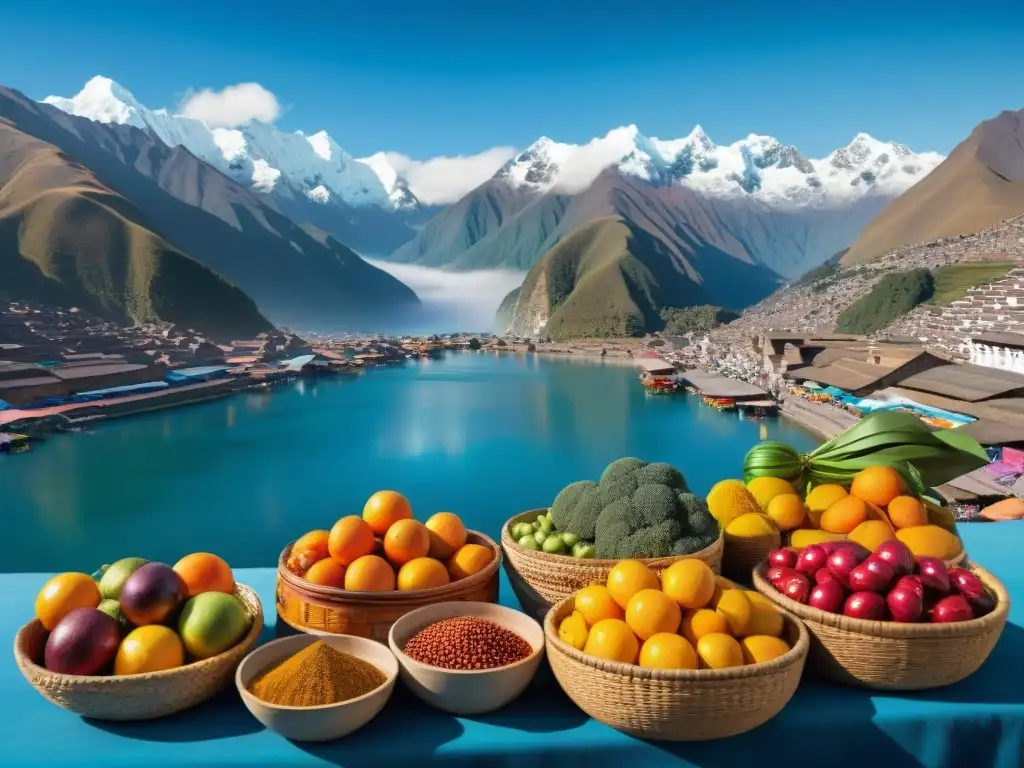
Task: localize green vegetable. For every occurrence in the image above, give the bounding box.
[572,542,596,559]
[538,516,554,534]
[542,536,566,554]
[533,530,549,545]
[518,535,540,550]
[511,523,533,540]
[559,531,580,547]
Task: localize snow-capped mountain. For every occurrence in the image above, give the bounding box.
[494,124,943,208]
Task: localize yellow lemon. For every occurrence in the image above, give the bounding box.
[583,619,639,664]
[558,611,590,651]
[724,512,778,538]
[765,494,807,532]
[740,635,792,665]
[696,633,745,669]
[746,477,796,510]
[715,589,752,636]
[709,575,742,608]
[680,608,730,646]
[606,560,660,609]
[744,591,784,638]
[639,633,697,670]
[660,559,715,610]
[789,529,847,549]
[574,585,624,626]
[625,589,682,641]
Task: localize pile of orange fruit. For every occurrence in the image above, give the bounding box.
[286,491,493,592]
[557,558,791,670]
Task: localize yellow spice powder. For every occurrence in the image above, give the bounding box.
[248,640,386,707]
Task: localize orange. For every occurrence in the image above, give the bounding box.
[887,495,928,529]
[397,557,450,591]
[681,608,731,645]
[850,466,906,508]
[606,560,660,609]
[574,584,624,626]
[696,633,744,669]
[35,572,101,631]
[303,557,347,588]
[172,553,235,596]
[292,530,331,562]
[765,494,807,532]
[740,635,791,665]
[344,555,396,592]
[625,589,682,641]
[446,543,493,581]
[819,496,869,534]
[744,591,784,638]
[805,484,848,527]
[709,575,742,609]
[328,515,377,565]
[114,625,185,675]
[639,633,697,670]
[362,490,413,535]
[660,559,716,610]
[383,519,430,566]
[583,619,639,664]
[715,589,752,636]
[424,512,467,560]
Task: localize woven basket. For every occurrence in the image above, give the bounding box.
[544,596,808,741]
[751,562,1008,690]
[14,584,263,721]
[502,510,723,622]
[277,531,500,642]
[721,529,782,584]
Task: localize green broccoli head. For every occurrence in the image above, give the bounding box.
[549,480,604,540]
[598,457,689,502]
[593,484,719,560]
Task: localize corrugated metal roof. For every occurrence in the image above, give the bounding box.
[51,363,148,379]
[636,358,676,373]
[899,364,1024,402]
[956,419,1024,446]
[78,381,169,397]
[786,360,895,392]
[971,331,1024,348]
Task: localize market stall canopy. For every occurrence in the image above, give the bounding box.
[956,419,1024,447]
[680,370,767,399]
[899,364,1024,402]
[636,358,676,375]
[970,331,1024,349]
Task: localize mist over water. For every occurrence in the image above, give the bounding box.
[367,259,526,334]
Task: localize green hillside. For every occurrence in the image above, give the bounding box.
[835,269,934,334]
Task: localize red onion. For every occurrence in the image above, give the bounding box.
[796,545,828,577]
[768,547,799,569]
[843,591,887,620]
[894,575,924,597]
[915,558,951,594]
[872,540,915,577]
[886,582,924,622]
[929,595,975,623]
[948,568,995,616]
[808,580,846,614]
[827,544,869,589]
[782,572,811,604]
[768,566,801,588]
[815,567,838,585]
[848,557,896,593]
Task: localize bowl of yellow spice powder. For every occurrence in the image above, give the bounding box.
[236,635,398,741]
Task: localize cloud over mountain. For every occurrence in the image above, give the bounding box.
[178,82,281,128]
[379,147,517,205]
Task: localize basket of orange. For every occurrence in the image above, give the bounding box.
[277,490,500,642]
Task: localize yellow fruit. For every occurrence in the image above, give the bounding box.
[820,496,869,534]
[558,611,590,651]
[724,512,778,538]
[396,557,450,591]
[765,494,807,532]
[850,466,906,508]
[887,496,928,529]
[740,635,791,665]
[715,589,752,636]
[744,591,784,638]
[681,608,731,645]
[625,589,682,641]
[746,477,796,510]
[424,512,468,560]
[896,525,963,560]
[709,574,742,608]
[705,480,761,528]
[696,633,744,669]
[606,560,660,609]
[660,559,716,610]
[574,585,624,626]
[446,543,493,580]
[35,573,101,631]
[789,529,847,549]
[805,484,848,527]
[114,625,185,675]
[847,520,897,552]
[584,619,639,664]
[639,633,698,670]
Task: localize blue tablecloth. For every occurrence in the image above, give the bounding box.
[5,523,1024,768]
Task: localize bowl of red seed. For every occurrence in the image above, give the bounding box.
[388,601,545,715]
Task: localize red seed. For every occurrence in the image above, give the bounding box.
[402,616,532,670]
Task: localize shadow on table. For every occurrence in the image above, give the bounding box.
[87,687,262,742]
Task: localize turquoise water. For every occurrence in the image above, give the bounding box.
[1,353,818,574]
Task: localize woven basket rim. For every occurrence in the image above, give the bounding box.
[277,530,501,602]
[751,562,1010,638]
[501,510,724,567]
[543,595,809,681]
[14,582,264,684]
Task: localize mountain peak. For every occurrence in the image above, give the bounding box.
[44,75,146,127]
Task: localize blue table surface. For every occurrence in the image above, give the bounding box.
[5,523,1023,768]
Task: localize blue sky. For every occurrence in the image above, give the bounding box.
[3,0,1023,159]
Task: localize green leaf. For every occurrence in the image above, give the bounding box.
[932,427,989,462]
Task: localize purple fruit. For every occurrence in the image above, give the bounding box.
[119,562,188,626]
[948,568,996,616]
[873,540,915,577]
[768,547,799,569]
[843,591,887,620]
[915,558,951,594]
[930,594,975,623]
[886,583,924,622]
[796,545,828,577]
[44,608,121,675]
[808,580,846,614]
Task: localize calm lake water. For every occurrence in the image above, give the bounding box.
[1,353,818,574]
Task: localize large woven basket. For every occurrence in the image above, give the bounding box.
[14,584,263,721]
[502,510,724,622]
[276,530,500,642]
[751,562,1008,690]
[721,529,782,584]
[544,596,808,741]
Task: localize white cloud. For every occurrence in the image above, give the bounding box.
[179,83,280,128]
[550,126,645,194]
[383,147,517,205]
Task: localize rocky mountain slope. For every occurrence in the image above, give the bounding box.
[499,215,780,339]
[44,77,436,255]
[0,86,419,330]
[391,126,943,279]
[843,107,1024,265]
[0,119,271,339]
